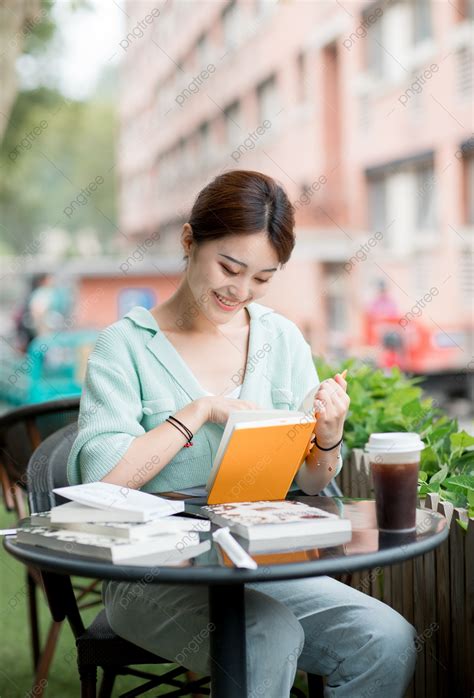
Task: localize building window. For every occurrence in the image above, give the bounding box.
[197,33,210,68]
[367,156,437,248]
[257,74,278,123]
[413,0,432,42]
[222,0,240,50]
[224,100,241,146]
[365,5,384,80]
[368,177,387,237]
[456,46,473,98]
[415,163,436,230]
[459,246,473,306]
[465,153,474,224]
[296,51,307,101]
[365,0,433,80]
[198,122,211,164]
[324,264,347,356]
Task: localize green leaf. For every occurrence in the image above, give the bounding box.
[418,483,433,497]
[429,464,449,486]
[439,487,466,507]
[450,431,474,452]
[444,475,474,492]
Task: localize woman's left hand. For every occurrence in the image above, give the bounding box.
[311,371,350,449]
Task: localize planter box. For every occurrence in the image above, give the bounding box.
[336,449,473,698]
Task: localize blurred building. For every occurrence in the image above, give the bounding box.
[118,0,473,371]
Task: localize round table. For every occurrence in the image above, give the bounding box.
[4,496,449,698]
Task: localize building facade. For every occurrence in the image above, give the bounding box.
[118,0,473,370]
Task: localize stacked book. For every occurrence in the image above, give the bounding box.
[196,499,352,556]
[17,482,211,566]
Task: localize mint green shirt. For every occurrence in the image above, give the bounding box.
[67,303,343,493]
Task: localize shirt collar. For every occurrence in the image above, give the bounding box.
[123,302,274,332]
[123,302,276,403]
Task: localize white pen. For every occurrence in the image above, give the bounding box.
[212,526,258,569]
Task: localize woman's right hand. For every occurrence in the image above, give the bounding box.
[196,396,263,425]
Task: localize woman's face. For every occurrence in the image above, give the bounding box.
[185,229,280,323]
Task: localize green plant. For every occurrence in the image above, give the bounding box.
[315,358,474,526]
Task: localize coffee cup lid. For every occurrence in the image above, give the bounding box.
[364,432,425,454]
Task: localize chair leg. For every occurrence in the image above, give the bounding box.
[34,620,62,688]
[27,570,41,670]
[307,672,325,698]
[98,668,116,698]
[79,665,97,698]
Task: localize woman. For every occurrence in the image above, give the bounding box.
[67,170,416,697]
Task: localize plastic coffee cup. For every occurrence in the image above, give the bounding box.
[365,433,425,533]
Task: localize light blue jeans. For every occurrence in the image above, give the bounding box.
[102,575,417,697]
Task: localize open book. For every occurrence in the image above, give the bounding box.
[205,385,319,504]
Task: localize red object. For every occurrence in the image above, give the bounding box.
[362,313,467,373]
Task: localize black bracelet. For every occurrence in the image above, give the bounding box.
[168,415,193,441]
[165,418,189,441]
[313,435,343,451]
[166,415,193,443]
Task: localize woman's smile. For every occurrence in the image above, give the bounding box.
[212,289,245,311]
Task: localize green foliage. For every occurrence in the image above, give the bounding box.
[315,358,474,522]
[0,88,118,254]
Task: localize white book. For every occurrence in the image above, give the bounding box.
[234,529,353,553]
[16,525,199,563]
[122,539,211,566]
[199,500,352,542]
[49,501,154,524]
[30,511,210,540]
[52,482,184,522]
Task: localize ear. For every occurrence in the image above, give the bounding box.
[181,223,194,257]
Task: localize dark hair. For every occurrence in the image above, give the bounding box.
[184,170,295,267]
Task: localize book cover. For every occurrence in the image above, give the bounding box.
[205,385,319,504]
[200,500,352,541]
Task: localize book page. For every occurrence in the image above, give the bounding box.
[299,385,319,415]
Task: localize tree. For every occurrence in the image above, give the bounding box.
[0,0,55,142]
[0,83,118,254]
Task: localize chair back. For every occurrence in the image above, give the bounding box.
[0,398,79,513]
[26,423,78,514]
[26,422,85,635]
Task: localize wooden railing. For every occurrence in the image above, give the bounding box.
[335,449,473,698]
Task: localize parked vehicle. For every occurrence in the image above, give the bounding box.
[0,329,99,406]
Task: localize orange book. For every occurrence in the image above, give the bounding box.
[205,387,318,504]
[219,547,320,567]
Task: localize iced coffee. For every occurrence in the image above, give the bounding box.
[365,433,425,532]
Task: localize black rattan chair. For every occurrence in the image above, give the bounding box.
[27,423,212,697]
[0,399,104,696]
[0,397,80,517]
[25,423,326,697]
